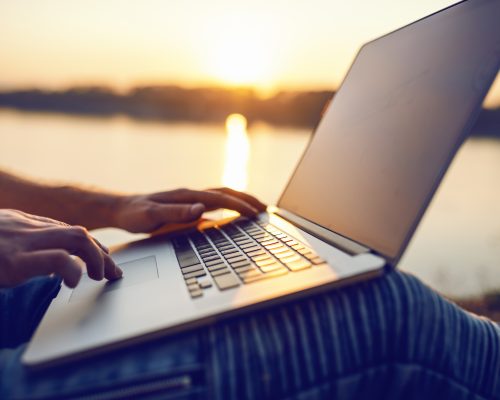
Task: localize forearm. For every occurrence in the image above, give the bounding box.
[0,170,123,229]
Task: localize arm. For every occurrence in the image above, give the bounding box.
[0,170,119,230]
[0,169,266,288]
[0,169,267,232]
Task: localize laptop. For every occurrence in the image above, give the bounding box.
[23,0,500,368]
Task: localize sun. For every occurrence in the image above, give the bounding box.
[210,33,272,86]
[204,12,278,88]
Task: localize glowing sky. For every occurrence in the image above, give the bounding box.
[0,0,498,104]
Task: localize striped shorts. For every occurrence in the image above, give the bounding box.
[1,270,499,399]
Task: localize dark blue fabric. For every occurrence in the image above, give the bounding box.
[206,271,500,399]
[0,276,61,349]
[1,271,499,399]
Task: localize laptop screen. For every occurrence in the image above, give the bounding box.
[278,0,499,260]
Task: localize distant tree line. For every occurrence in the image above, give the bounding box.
[0,86,332,128]
[0,86,498,135]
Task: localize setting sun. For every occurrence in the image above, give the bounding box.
[203,11,279,88]
[209,35,275,87]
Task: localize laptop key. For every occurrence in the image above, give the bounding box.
[230,260,252,269]
[262,268,288,279]
[187,283,200,291]
[181,264,204,274]
[199,279,213,289]
[297,248,312,255]
[233,264,256,273]
[185,277,197,285]
[198,247,213,253]
[274,250,295,259]
[189,289,203,298]
[269,247,291,255]
[244,227,261,233]
[247,249,266,257]
[213,273,240,290]
[197,245,213,251]
[205,259,225,267]
[310,257,325,265]
[177,248,196,256]
[255,258,276,267]
[184,270,207,279]
[260,239,278,246]
[225,255,246,263]
[207,263,227,272]
[235,240,253,247]
[302,251,318,259]
[265,245,284,252]
[242,246,262,254]
[178,256,201,268]
[242,268,287,283]
[286,259,312,271]
[221,249,239,256]
[238,269,263,280]
[218,244,236,250]
[252,254,271,262]
[202,255,221,263]
[239,242,256,249]
[211,268,231,277]
[259,263,283,273]
[281,254,302,264]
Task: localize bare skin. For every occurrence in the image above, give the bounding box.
[0,170,266,289]
[114,187,266,233]
[0,209,119,288]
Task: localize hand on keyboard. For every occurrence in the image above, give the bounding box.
[112,187,267,233]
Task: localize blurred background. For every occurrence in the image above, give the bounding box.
[0,0,499,309]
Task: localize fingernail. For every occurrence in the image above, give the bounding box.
[190,203,205,216]
[116,267,123,278]
[103,245,110,254]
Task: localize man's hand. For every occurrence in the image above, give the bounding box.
[113,187,267,233]
[0,209,122,289]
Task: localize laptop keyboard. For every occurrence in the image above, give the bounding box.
[173,219,325,299]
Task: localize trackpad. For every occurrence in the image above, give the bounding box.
[70,256,158,302]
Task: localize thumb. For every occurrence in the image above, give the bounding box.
[151,203,205,224]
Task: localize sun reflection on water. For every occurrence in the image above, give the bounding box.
[222,113,250,191]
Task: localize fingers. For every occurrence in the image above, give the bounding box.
[16,250,83,288]
[149,203,206,226]
[26,226,121,282]
[209,187,267,212]
[150,189,260,216]
[103,253,122,281]
[92,236,110,255]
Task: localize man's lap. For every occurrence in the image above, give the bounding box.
[1,271,499,399]
[205,271,500,399]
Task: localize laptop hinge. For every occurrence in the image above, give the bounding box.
[270,206,371,256]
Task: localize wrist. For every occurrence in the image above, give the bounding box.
[50,185,126,230]
[107,194,130,229]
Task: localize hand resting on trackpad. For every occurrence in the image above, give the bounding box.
[69,256,158,302]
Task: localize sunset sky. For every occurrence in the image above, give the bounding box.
[1,0,499,105]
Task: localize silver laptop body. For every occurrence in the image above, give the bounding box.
[23,0,500,368]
